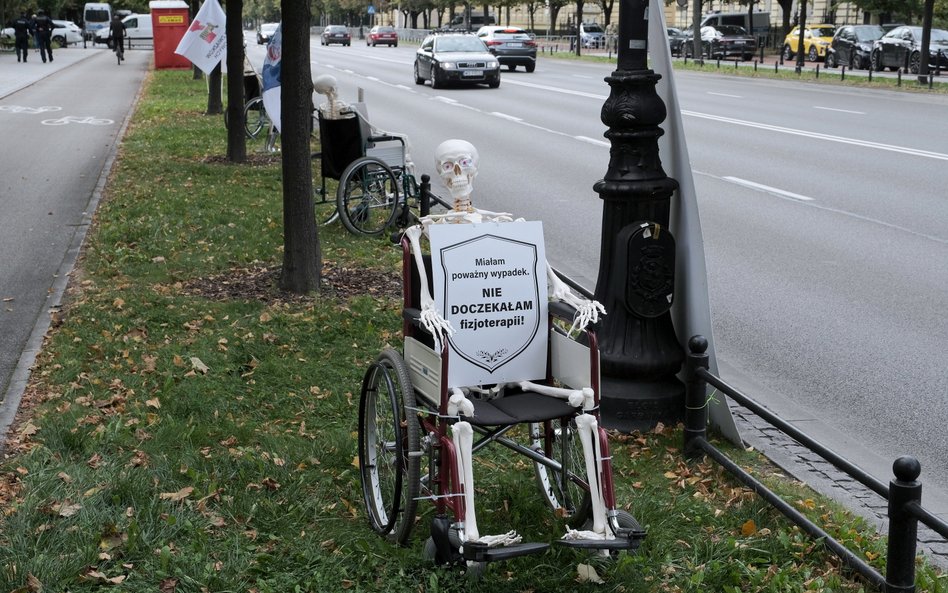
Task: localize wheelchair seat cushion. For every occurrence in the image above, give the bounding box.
[466,391,578,426]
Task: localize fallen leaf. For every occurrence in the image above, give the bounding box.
[190,357,210,374]
[576,563,605,584]
[57,502,82,517]
[159,487,194,502]
[741,519,757,536]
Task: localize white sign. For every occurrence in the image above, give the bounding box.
[174,0,227,75]
[429,221,548,387]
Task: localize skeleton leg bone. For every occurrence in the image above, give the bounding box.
[517,381,589,408]
[562,413,610,541]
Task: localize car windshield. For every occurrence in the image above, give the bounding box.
[377,26,394,33]
[813,27,835,37]
[584,24,603,33]
[854,26,884,41]
[436,36,486,52]
[932,28,948,42]
[261,24,277,33]
[716,25,747,36]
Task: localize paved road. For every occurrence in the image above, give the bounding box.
[0,46,149,435]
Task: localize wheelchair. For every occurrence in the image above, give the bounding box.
[356,229,646,571]
[315,106,443,237]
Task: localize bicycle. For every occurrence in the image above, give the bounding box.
[112,37,124,64]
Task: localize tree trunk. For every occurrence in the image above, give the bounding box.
[918,0,934,83]
[226,0,246,163]
[575,0,584,56]
[207,62,223,114]
[279,0,320,294]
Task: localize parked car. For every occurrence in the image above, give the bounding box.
[666,27,689,55]
[256,22,278,45]
[782,24,836,62]
[579,22,604,48]
[870,25,948,74]
[51,19,83,46]
[321,25,351,46]
[475,25,536,72]
[682,25,757,60]
[824,24,885,69]
[366,25,397,47]
[413,33,500,89]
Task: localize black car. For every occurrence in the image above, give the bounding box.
[413,33,501,89]
[475,26,537,72]
[667,27,689,55]
[870,25,948,74]
[825,24,885,69]
[321,25,351,46]
[683,25,757,60]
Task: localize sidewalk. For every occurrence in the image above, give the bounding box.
[0,46,103,98]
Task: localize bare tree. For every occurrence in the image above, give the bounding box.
[279,0,321,293]
[207,62,224,114]
[225,0,246,162]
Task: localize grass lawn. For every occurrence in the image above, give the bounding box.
[0,69,945,593]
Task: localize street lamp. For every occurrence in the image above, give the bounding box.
[593,0,684,432]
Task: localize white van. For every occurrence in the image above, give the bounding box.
[95,13,153,47]
[83,2,111,40]
[699,11,770,36]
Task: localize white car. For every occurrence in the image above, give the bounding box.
[1,19,82,46]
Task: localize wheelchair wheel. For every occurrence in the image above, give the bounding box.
[336,157,400,237]
[244,96,269,139]
[531,419,592,526]
[358,349,420,545]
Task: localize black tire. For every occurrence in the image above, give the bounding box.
[783,44,794,61]
[243,96,268,139]
[358,349,420,545]
[414,62,425,85]
[429,65,442,89]
[870,49,883,71]
[531,419,593,526]
[52,34,65,46]
[909,51,921,74]
[336,157,400,236]
[825,51,837,68]
[808,46,819,62]
[488,77,500,89]
[525,62,535,73]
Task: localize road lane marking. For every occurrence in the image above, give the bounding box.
[723,176,814,201]
[491,112,523,121]
[708,92,742,98]
[576,136,610,147]
[814,106,865,114]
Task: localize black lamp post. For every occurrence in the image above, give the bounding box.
[593,0,685,432]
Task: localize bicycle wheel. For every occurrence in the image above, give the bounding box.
[244,97,269,139]
[358,349,420,545]
[531,419,593,526]
[336,157,400,237]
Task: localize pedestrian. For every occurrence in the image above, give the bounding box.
[33,9,55,63]
[108,14,126,61]
[12,11,33,63]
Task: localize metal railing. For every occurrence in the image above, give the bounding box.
[684,335,948,593]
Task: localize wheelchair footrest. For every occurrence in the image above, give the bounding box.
[462,541,550,563]
[556,533,645,551]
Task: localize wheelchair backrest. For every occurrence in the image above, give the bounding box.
[318,114,365,180]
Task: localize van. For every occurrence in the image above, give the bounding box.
[442,12,495,31]
[699,11,770,36]
[83,2,111,40]
[95,13,153,46]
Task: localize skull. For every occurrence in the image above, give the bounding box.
[434,139,479,207]
[313,74,344,118]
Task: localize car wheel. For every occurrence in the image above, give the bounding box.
[429,65,442,89]
[507,64,515,71]
[825,51,837,68]
[488,76,500,89]
[870,50,883,71]
[783,44,794,61]
[394,42,398,47]
[909,51,921,74]
[808,46,819,62]
[414,62,425,85]
[53,34,65,46]
[525,62,535,73]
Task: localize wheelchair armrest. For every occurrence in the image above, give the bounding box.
[367,134,406,146]
[402,308,432,335]
[548,300,579,324]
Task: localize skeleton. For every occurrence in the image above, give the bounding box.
[406,139,611,548]
[312,74,415,174]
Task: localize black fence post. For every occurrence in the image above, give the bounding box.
[885,456,921,593]
[683,336,709,459]
[420,174,431,218]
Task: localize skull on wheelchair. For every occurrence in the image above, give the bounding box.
[356,141,645,570]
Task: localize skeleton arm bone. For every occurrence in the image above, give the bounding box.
[404,225,454,351]
[547,265,606,336]
[517,381,589,408]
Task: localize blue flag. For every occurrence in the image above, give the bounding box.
[262,23,282,132]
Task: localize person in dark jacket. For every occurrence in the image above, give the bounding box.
[33,9,54,63]
[108,14,126,60]
[12,11,33,63]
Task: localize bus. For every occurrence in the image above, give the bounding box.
[83,2,112,41]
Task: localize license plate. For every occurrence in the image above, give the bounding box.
[507,42,522,47]
[462,70,482,77]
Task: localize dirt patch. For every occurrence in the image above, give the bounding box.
[202,154,281,166]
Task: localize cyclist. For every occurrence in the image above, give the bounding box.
[108,14,126,61]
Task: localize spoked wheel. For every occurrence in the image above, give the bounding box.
[531,419,592,526]
[336,157,400,236]
[358,349,420,545]
[243,97,269,139]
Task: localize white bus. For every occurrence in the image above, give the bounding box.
[83,2,112,41]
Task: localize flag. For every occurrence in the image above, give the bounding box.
[648,0,740,443]
[174,0,227,75]
[261,24,282,132]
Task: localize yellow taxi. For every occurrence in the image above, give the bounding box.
[782,24,836,62]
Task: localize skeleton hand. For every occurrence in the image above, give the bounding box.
[419,304,455,353]
[547,265,606,335]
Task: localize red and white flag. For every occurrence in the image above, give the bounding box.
[174,0,227,74]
